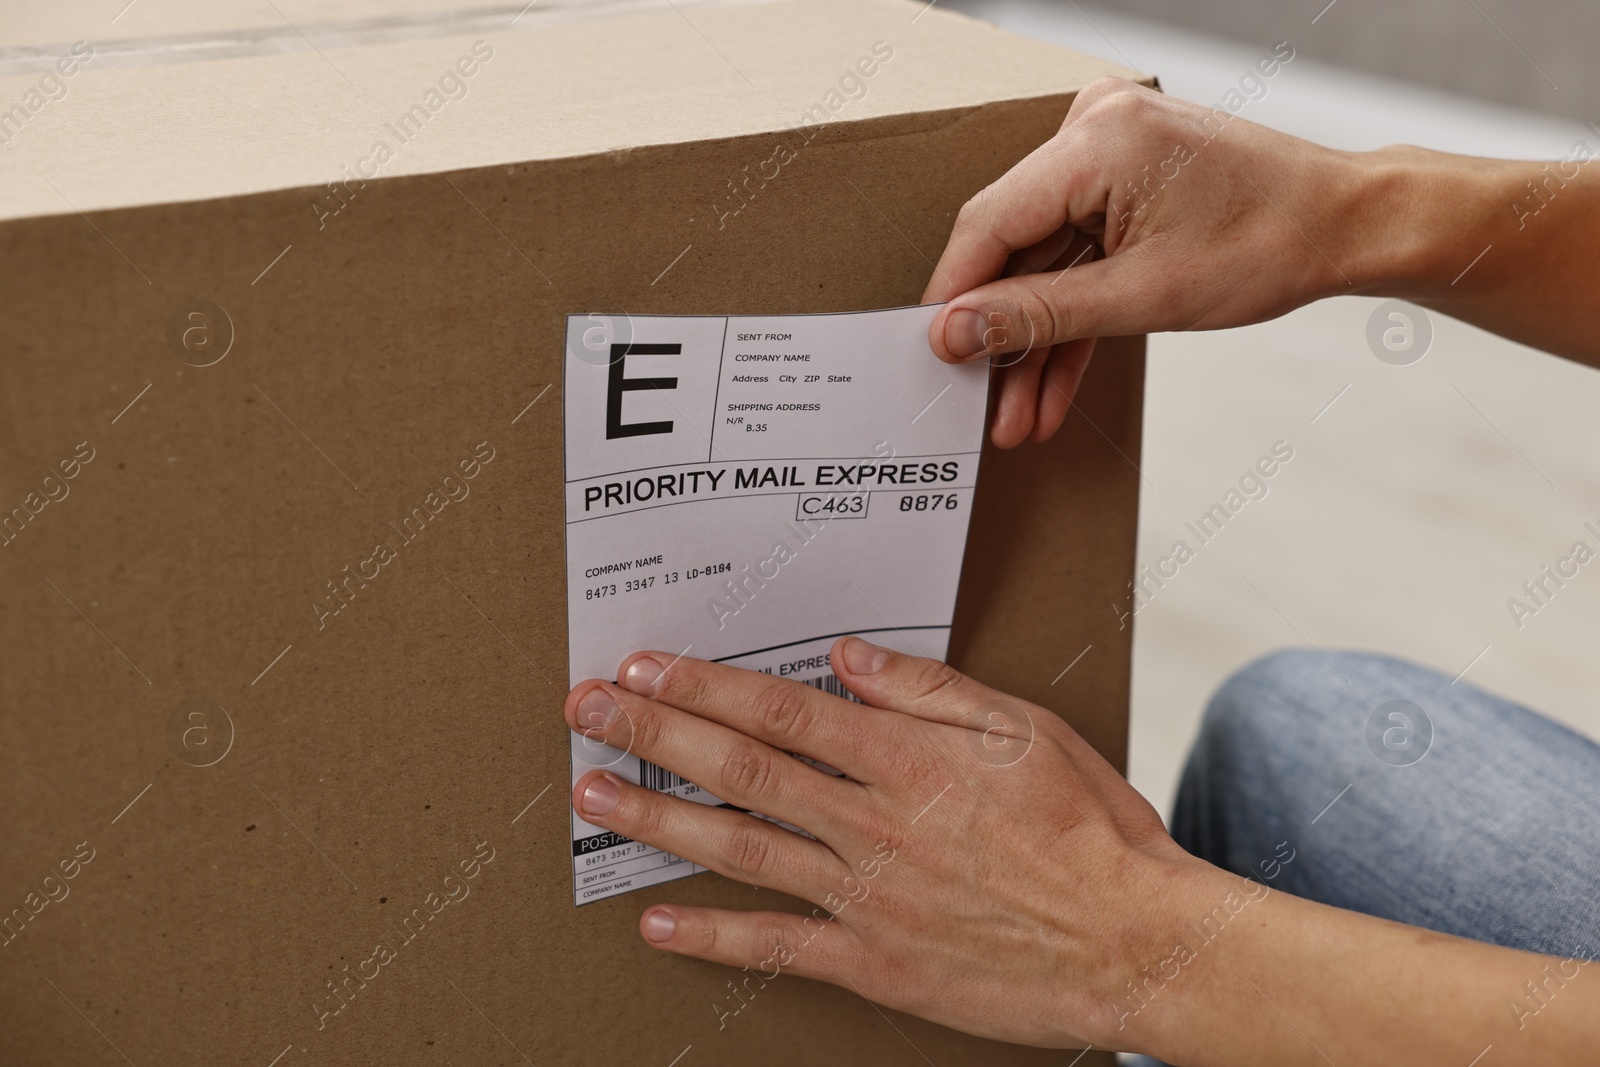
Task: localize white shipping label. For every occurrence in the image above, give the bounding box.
[562,304,988,906]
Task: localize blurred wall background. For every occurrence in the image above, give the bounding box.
[1081,0,1595,119]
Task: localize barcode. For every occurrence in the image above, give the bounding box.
[639,759,687,793]
[800,671,859,703]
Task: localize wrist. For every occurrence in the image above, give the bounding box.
[1080,853,1254,1058]
[1329,145,1525,301]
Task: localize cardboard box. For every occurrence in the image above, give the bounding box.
[0,2,1147,1062]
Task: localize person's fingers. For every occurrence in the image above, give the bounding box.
[829,638,1043,768]
[828,638,998,729]
[1031,338,1096,444]
[565,679,861,834]
[572,770,846,905]
[1002,223,1082,279]
[929,251,1150,362]
[615,652,914,784]
[986,232,1102,445]
[923,81,1162,350]
[921,126,1116,306]
[921,79,1153,306]
[1059,74,1141,128]
[1025,225,1101,280]
[637,903,863,984]
[989,346,1047,449]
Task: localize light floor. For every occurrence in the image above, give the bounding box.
[948,0,1600,820]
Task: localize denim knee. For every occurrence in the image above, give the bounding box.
[1172,647,1600,958]
[1199,647,1352,778]
[1172,647,1357,874]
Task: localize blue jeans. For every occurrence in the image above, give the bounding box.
[1171,649,1600,956]
[1122,649,1600,1066]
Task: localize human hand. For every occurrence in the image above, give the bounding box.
[925,76,1368,447]
[565,636,1224,1049]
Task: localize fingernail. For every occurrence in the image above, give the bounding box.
[578,688,620,731]
[622,657,664,696]
[581,775,619,817]
[842,637,890,675]
[944,307,988,359]
[642,909,676,943]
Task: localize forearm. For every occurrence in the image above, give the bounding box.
[1120,862,1600,1065]
[1334,145,1600,368]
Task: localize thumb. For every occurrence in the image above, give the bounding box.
[928,256,1138,362]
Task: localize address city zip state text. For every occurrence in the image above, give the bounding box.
[561,304,988,905]
[582,460,963,512]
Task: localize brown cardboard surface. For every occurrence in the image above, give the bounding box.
[0,2,1146,1063]
[0,0,1138,220]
